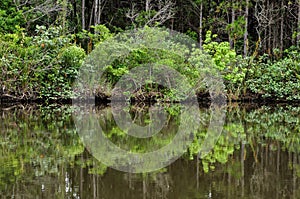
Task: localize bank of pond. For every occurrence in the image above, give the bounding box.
[1,27,299,103]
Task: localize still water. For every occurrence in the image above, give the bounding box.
[1,103,300,198]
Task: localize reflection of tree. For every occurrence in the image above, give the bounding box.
[0,104,85,197]
[190,104,300,198]
[123,171,172,199]
[95,104,180,152]
[247,142,300,198]
[1,103,300,198]
[190,105,300,173]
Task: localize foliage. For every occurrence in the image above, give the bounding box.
[76,24,114,52]
[60,45,86,80]
[0,25,86,100]
[226,16,246,47]
[92,27,212,102]
[0,0,300,101]
[202,31,247,99]
[0,0,25,34]
[135,10,158,27]
[246,48,300,100]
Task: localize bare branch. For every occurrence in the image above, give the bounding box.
[126,0,175,27]
[126,3,139,25]
[145,0,176,26]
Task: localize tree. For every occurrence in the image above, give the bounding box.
[230,0,236,49]
[82,0,85,29]
[189,0,204,49]
[297,0,300,46]
[126,0,176,27]
[14,0,63,30]
[94,0,108,26]
[280,0,285,53]
[243,0,249,56]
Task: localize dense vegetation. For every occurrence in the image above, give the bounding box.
[0,0,299,102]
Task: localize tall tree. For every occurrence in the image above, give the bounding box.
[243,0,249,56]
[94,0,107,26]
[60,0,68,34]
[82,0,85,29]
[189,0,204,49]
[199,1,203,49]
[297,0,300,46]
[230,0,236,49]
[280,0,285,53]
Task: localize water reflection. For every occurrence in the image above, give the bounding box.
[0,103,300,198]
[73,102,213,173]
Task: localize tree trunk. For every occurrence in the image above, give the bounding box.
[199,1,203,49]
[146,0,150,12]
[61,0,68,35]
[267,0,271,55]
[297,0,300,47]
[95,0,99,26]
[82,0,85,29]
[273,24,276,51]
[272,2,277,51]
[97,0,102,25]
[230,0,235,49]
[280,0,284,53]
[243,0,249,57]
[88,1,95,30]
[71,0,76,24]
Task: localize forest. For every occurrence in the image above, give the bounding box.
[0,0,300,102]
[1,1,300,198]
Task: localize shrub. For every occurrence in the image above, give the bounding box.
[60,45,86,80]
[202,31,247,99]
[0,26,86,101]
[246,50,300,100]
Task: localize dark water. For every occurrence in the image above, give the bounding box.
[1,103,300,198]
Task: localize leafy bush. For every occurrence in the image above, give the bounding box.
[60,45,86,80]
[102,47,196,101]
[76,24,113,53]
[246,48,300,100]
[202,31,247,99]
[94,27,220,101]
[0,0,25,34]
[0,25,86,101]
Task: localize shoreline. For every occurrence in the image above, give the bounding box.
[1,92,299,105]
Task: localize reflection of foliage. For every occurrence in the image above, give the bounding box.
[75,156,107,175]
[187,105,300,173]
[92,103,300,174]
[245,106,300,153]
[97,104,181,152]
[0,105,85,193]
[2,103,300,197]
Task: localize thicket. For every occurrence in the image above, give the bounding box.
[0,24,299,102]
[0,26,86,101]
[0,0,299,102]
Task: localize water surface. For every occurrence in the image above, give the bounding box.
[1,103,300,198]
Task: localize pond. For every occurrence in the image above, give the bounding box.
[1,103,300,198]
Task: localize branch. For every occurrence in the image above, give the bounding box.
[126,3,139,24]
[145,0,175,26]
